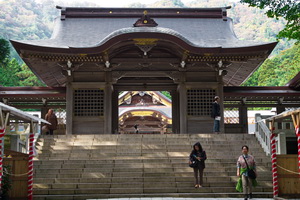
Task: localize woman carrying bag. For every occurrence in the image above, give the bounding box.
[236,145,258,200]
[189,142,207,188]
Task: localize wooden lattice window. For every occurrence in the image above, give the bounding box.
[187,89,216,116]
[74,89,104,117]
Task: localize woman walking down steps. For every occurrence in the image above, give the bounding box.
[236,145,258,200]
[189,142,207,188]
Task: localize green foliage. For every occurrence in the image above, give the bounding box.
[240,0,300,42]
[243,43,300,86]
[0,39,10,65]
[0,58,22,86]
[187,0,295,56]
[161,91,172,100]
[0,37,44,86]
[16,64,44,86]
[1,165,12,199]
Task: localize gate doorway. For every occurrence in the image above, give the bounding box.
[112,86,179,134]
[118,91,172,134]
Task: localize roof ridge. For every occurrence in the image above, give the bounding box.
[56,6,231,20]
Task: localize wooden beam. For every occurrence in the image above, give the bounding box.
[291,114,297,128]
[4,112,9,129]
[0,107,3,128]
[266,109,300,122]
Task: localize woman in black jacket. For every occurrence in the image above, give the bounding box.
[189,142,207,188]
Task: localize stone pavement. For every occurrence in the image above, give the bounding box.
[87,198,276,200]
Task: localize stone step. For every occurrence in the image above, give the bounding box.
[34,180,272,188]
[38,134,258,139]
[34,186,271,195]
[33,192,273,200]
[33,134,272,199]
[34,175,272,184]
[35,141,264,146]
[33,158,271,166]
[33,172,272,180]
[33,165,271,174]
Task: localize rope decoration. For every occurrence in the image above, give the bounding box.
[277,164,300,175]
[2,169,30,177]
[0,127,5,191]
[270,127,279,197]
[27,132,34,200]
[295,125,300,178]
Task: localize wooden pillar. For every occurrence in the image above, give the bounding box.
[104,71,113,134]
[171,90,179,134]
[41,107,48,133]
[104,82,113,134]
[217,73,225,133]
[240,105,248,133]
[178,83,187,134]
[276,105,285,115]
[66,82,73,135]
[112,87,119,134]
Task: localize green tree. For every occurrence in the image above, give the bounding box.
[243,43,300,86]
[0,58,22,86]
[16,64,44,86]
[240,0,300,42]
[0,39,10,65]
[161,91,172,100]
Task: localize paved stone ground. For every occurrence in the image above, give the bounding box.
[87,198,276,200]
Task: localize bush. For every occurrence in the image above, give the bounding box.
[0,165,12,200]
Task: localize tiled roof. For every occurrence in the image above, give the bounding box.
[15,16,272,49]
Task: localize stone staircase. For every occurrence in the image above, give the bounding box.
[33,134,273,200]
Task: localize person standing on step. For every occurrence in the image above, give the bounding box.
[211,96,221,134]
[45,109,58,135]
[134,124,139,134]
[189,142,207,188]
[236,145,258,200]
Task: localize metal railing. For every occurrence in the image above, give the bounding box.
[255,113,272,156]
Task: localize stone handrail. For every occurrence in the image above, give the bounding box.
[255,114,272,156]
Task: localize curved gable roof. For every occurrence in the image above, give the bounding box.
[11,6,275,50]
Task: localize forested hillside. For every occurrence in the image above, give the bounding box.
[0,0,298,87]
[243,43,300,86]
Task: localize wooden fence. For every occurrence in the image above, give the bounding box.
[3,149,28,200]
[277,155,300,196]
